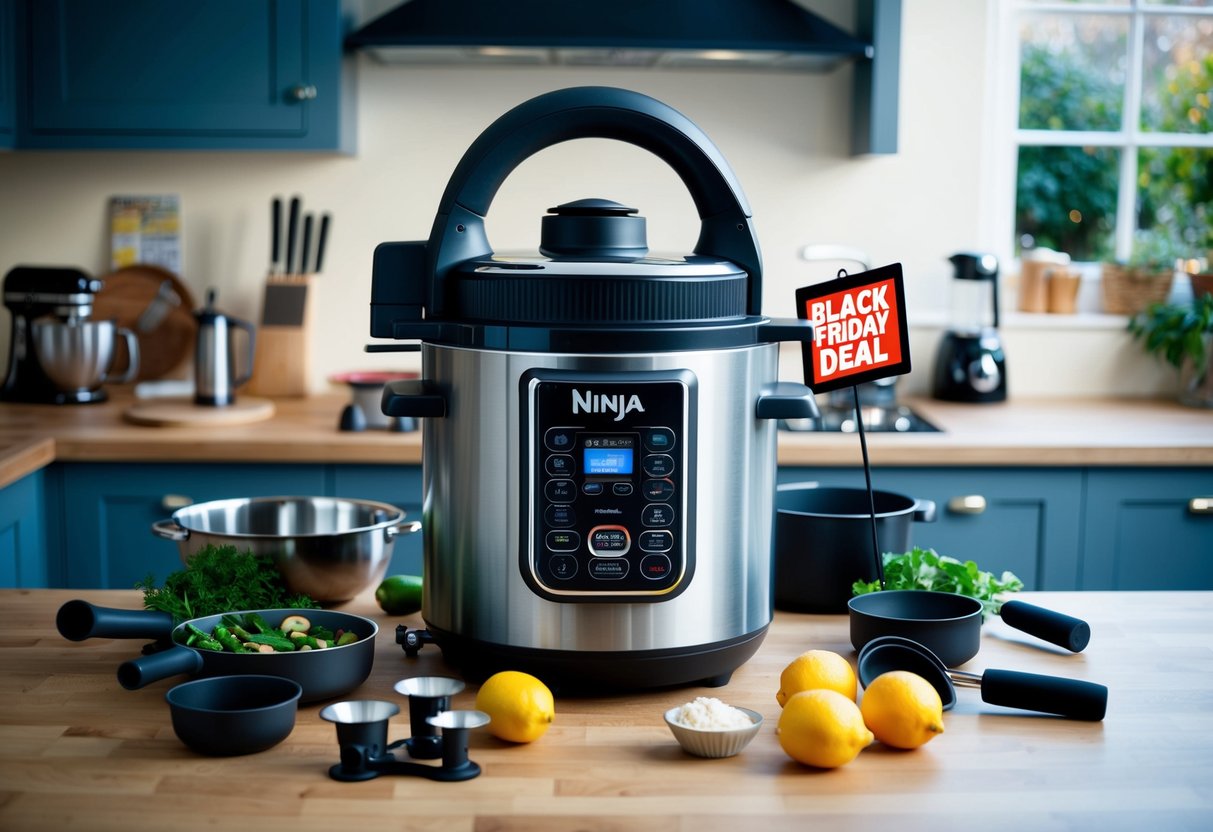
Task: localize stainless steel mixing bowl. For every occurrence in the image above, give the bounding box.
[152,496,421,603]
[31,317,139,391]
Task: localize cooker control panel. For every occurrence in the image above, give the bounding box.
[521,370,696,601]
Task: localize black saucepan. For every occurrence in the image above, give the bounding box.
[166,674,303,756]
[847,590,1091,668]
[857,635,1107,721]
[56,601,376,704]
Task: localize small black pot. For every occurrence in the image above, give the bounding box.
[774,485,936,613]
[166,675,302,756]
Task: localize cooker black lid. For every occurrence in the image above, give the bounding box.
[449,199,749,326]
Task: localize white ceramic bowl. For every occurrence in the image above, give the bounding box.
[663,706,763,758]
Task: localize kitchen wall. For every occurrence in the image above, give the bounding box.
[0,0,1179,400]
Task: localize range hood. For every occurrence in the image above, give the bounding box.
[345,0,873,72]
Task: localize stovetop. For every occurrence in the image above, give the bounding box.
[780,404,941,433]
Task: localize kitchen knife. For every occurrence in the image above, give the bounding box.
[301,214,314,275]
[315,213,331,274]
[285,196,301,275]
[271,197,282,275]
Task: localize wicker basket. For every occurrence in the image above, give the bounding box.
[1100,263,1174,315]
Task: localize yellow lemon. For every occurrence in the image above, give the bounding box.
[776,649,858,706]
[776,689,873,769]
[474,670,555,743]
[860,670,945,750]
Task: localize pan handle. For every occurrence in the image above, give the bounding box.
[152,519,190,542]
[973,669,1107,722]
[385,520,423,541]
[117,645,205,690]
[911,499,937,523]
[998,599,1091,653]
[56,600,174,642]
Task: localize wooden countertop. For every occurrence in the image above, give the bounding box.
[2,392,1211,489]
[1,589,1209,830]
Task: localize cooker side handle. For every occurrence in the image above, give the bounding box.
[756,382,820,421]
[382,379,447,419]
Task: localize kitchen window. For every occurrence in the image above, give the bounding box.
[988,0,1212,269]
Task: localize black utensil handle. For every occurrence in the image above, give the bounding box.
[56,600,174,642]
[285,196,301,274]
[271,197,282,272]
[117,646,205,690]
[301,213,314,274]
[980,669,1107,721]
[999,599,1091,652]
[315,213,331,273]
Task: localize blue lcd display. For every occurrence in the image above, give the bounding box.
[584,447,634,475]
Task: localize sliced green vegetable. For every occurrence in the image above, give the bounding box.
[245,633,297,652]
[335,631,358,647]
[213,626,252,654]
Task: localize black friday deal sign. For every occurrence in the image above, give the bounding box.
[795,262,911,394]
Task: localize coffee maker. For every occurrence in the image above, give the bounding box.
[931,252,1007,403]
[1,265,138,404]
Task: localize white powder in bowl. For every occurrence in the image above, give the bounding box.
[672,697,754,731]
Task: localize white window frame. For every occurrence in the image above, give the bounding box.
[985,0,1213,270]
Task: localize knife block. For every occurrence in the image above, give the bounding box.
[248,273,314,398]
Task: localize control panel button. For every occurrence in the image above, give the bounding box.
[639,554,673,581]
[545,479,576,503]
[589,558,629,580]
[644,427,675,453]
[642,454,674,477]
[582,482,604,496]
[638,530,673,553]
[641,503,675,527]
[545,530,580,552]
[545,504,576,528]
[548,554,578,580]
[545,454,575,477]
[588,525,631,556]
[642,478,675,502]
[612,482,634,496]
[544,428,575,452]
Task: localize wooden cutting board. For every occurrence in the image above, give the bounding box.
[93,264,197,381]
[123,397,276,427]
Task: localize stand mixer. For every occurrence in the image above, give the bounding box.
[1,265,139,404]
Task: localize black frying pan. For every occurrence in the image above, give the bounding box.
[56,600,377,704]
[847,590,1091,668]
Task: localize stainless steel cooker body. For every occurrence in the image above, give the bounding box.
[419,341,780,658]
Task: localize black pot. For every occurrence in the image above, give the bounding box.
[774,485,936,613]
[166,675,302,756]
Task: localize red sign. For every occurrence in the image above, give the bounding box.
[795,263,911,394]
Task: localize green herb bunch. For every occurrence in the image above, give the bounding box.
[852,546,1024,620]
[136,544,320,623]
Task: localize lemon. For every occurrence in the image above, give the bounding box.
[375,574,423,616]
[777,689,873,769]
[776,649,858,706]
[860,670,945,750]
[474,670,555,743]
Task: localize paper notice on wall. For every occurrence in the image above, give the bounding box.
[795,262,911,394]
[110,195,182,274]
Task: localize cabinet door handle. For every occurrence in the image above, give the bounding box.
[1190,497,1213,515]
[288,84,318,102]
[161,494,193,512]
[947,495,987,515]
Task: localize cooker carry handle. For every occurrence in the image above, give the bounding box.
[382,379,447,419]
[426,86,762,317]
[756,382,820,421]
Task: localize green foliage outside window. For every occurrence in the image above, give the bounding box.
[1016,43,1212,264]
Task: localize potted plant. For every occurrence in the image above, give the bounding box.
[1128,292,1213,408]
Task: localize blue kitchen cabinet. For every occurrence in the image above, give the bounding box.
[331,464,424,577]
[0,0,13,149]
[776,466,1085,591]
[16,0,353,151]
[56,462,329,590]
[0,470,48,587]
[1080,468,1213,590]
